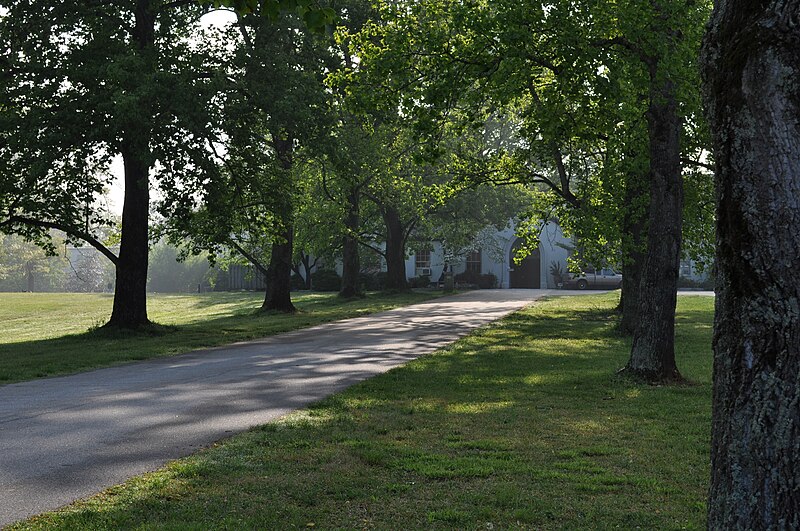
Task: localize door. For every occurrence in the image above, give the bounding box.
[509,239,541,288]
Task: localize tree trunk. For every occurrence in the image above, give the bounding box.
[262,224,296,313]
[339,189,362,298]
[262,136,296,313]
[106,0,154,329]
[619,171,648,334]
[302,254,313,290]
[292,252,314,290]
[623,69,683,382]
[702,2,800,527]
[383,206,408,291]
[25,261,34,292]
[108,150,151,328]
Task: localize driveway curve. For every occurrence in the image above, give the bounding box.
[0,289,577,525]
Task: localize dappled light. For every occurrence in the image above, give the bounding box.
[13,293,714,529]
[0,291,443,384]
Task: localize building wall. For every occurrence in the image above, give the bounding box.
[405,220,574,289]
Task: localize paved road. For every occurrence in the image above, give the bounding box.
[0,289,579,526]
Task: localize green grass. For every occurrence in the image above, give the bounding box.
[15,293,713,530]
[0,290,444,384]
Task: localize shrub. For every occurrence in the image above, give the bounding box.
[360,271,387,291]
[677,275,714,290]
[477,273,498,289]
[409,275,431,288]
[454,271,479,285]
[290,274,307,291]
[311,269,341,292]
[454,271,497,289]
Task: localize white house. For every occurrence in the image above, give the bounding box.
[405,221,573,289]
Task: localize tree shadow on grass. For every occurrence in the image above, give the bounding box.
[0,292,440,385]
[21,296,713,530]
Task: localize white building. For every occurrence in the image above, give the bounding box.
[405,221,572,289]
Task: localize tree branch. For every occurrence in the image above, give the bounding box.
[681,157,714,172]
[228,239,269,276]
[5,216,119,265]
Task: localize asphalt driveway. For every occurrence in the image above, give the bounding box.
[0,289,583,526]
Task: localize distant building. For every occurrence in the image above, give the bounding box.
[404,221,572,289]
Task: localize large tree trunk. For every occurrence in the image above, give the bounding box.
[383,206,408,291]
[106,0,153,329]
[262,136,296,313]
[339,189,362,298]
[108,150,151,328]
[623,70,683,382]
[702,2,800,527]
[262,224,296,313]
[619,171,648,334]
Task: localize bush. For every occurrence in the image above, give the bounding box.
[311,269,341,292]
[677,275,714,290]
[477,273,498,289]
[454,271,479,286]
[290,274,307,291]
[699,276,715,290]
[360,271,387,291]
[454,271,497,289]
[409,275,431,288]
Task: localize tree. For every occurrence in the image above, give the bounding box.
[346,1,710,373]
[162,4,342,311]
[0,1,223,327]
[147,241,211,293]
[66,248,116,293]
[205,0,336,31]
[610,1,695,382]
[0,234,67,292]
[701,1,800,526]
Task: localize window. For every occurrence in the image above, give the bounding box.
[466,250,482,274]
[415,249,431,275]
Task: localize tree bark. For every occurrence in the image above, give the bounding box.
[292,252,314,290]
[623,68,683,382]
[383,206,408,291]
[262,223,296,313]
[106,0,154,329]
[108,150,151,328]
[302,253,314,290]
[339,189,362,298]
[619,170,648,334]
[25,261,34,292]
[262,136,296,313]
[702,1,800,527]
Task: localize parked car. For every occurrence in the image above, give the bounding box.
[566,267,623,290]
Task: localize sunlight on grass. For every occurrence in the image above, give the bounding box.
[14,293,714,530]
[444,400,513,414]
[0,290,444,384]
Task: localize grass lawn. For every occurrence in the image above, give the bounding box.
[15,293,713,530]
[0,290,444,384]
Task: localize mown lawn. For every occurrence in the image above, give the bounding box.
[0,290,443,384]
[15,293,713,530]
